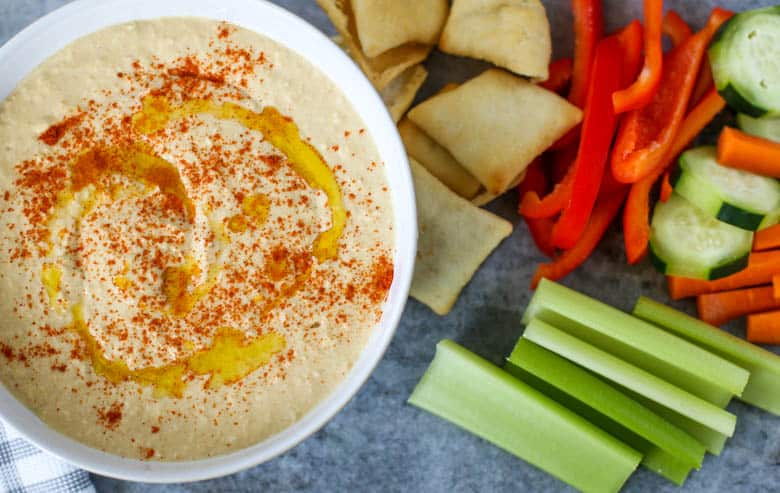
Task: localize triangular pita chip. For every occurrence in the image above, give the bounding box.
[352,0,449,57]
[408,69,581,195]
[439,0,552,80]
[318,0,431,90]
[409,159,513,315]
[399,118,480,199]
[382,65,428,123]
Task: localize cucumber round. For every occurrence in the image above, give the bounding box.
[650,194,753,280]
[708,6,780,117]
[671,146,780,231]
[737,113,780,142]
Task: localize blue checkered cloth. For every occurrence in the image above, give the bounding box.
[0,421,94,493]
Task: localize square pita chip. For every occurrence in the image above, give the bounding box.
[471,171,526,206]
[318,0,431,90]
[381,65,428,123]
[439,0,552,80]
[409,158,513,315]
[352,0,449,57]
[398,118,481,199]
[408,69,581,195]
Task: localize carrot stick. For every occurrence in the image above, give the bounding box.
[531,187,627,288]
[622,88,726,264]
[662,10,692,47]
[668,250,780,300]
[774,275,780,300]
[747,311,780,345]
[540,58,574,94]
[613,0,664,113]
[754,224,780,251]
[717,127,780,178]
[696,286,779,326]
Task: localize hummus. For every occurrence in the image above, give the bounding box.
[0,18,394,460]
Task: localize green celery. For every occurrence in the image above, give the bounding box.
[523,280,749,406]
[408,340,641,493]
[634,296,780,415]
[506,339,704,484]
[522,319,737,439]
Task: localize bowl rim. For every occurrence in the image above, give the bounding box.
[0,0,417,483]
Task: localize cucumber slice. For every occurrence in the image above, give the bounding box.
[737,113,780,142]
[672,146,780,231]
[709,6,780,117]
[650,193,753,280]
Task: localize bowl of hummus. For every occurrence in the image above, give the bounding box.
[0,0,415,482]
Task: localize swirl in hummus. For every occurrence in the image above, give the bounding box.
[0,19,394,460]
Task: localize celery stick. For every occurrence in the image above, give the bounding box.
[634,296,780,415]
[506,339,705,472]
[522,319,737,438]
[523,280,749,405]
[505,361,693,484]
[623,388,730,455]
[408,340,641,493]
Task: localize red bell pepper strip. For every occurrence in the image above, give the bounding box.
[662,10,692,47]
[659,170,673,202]
[611,8,734,183]
[532,187,628,289]
[540,58,573,94]
[690,60,714,109]
[613,0,664,113]
[614,20,645,87]
[568,0,604,108]
[518,169,574,218]
[518,160,556,258]
[622,87,726,264]
[550,36,624,249]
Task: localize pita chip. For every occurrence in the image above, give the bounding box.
[408,69,581,195]
[381,65,428,123]
[409,159,513,315]
[317,0,431,90]
[439,0,552,80]
[399,118,481,199]
[352,0,449,57]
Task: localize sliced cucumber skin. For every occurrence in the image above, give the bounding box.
[649,194,753,280]
[673,146,780,231]
[709,6,780,117]
[737,113,780,142]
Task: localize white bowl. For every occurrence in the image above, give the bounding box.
[0,0,416,483]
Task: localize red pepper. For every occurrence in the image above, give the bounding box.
[518,168,574,219]
[662,10,692,47]
[517,160,556,258]
[550,36,624,249]
[539,58,573,94]
[622,87,726,264]
[532,187,628,289]
[613,0,664,114]
[611,8,734,183]
[568,0,604,108]
[614,20,645,88]
[659,170,673,202]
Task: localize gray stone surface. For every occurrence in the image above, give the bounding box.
[1,0,779,491]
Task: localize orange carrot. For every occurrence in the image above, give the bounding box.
[662,10,692,47]
[747,311,780,345]
[697,285,779,326]
[622,88,726,264]
[718,127,780,178]
[659,170,673,202]
[668,250,780,300]
[754,224,780,251]
[774,275,780,300]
